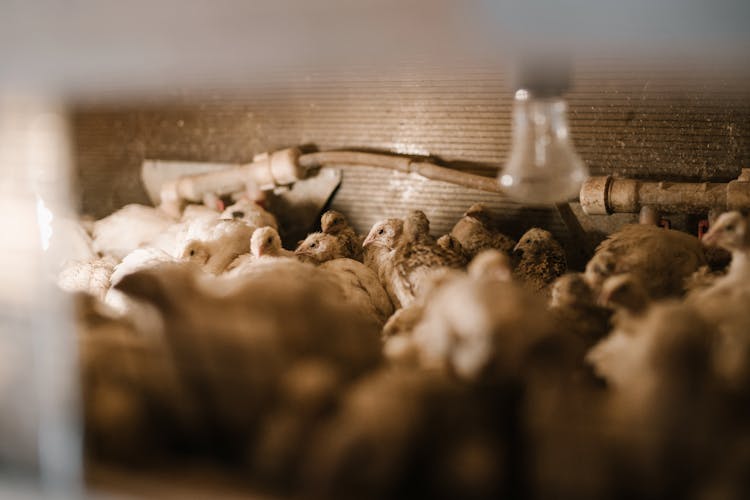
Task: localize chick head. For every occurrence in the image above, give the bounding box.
[295,232,340,264]
[363,218,403,249]
[180,240,210,265]
[513,228,554,257]
[702,211,749,252]
[320,210,348,235]
[463,203,493,226]
[251,226,283,257]
[403,210,431,242]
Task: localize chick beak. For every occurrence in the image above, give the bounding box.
[512,244,524,258]
[362,234,375,248]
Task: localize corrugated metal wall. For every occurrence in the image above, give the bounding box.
[71,62,750,265]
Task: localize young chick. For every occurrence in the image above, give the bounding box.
[467,249,513,283]
[104,246,178,335]
[410,267,555,381]
[512,228,567,295]
[689,212,750,391]
[587,223,706,298]
[92,204,176,259]
[549,273,613,349]
[320,258,394,326]
[251,226,295,259]
[450,203,516,257]
[178,219,255,275]
[700,211,750,287]
[363,218,404,305]
[437,234,471,262]
[295,232,348,265]
[320,210,363,261]
[402,209,436,245]
[220,198,278,230]
[225,227,299,278]
[384,250,513,368]
[58,255,119,301]
[586,301,712,400]
[384,211,468,307]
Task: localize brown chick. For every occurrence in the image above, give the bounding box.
[586,301,721,499]
[549,273,613,349]
[320,258,395,326]
[362,218,403,274]
[385,210,468,307]
[363,218,405,306]
[512,228,567,295]
[586,223,706,299]
[321,210,363,261]
[295,232,348,265]
[302,368,506,500]
[437,234,471,262]
[450,203,517,258]
[111,261,382,461]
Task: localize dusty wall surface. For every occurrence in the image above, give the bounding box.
[71,62,750,264]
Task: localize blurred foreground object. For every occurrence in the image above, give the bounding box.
[0,95,81,493]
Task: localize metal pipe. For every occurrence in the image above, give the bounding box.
[579,169,750,215]
[298,151,504,193]
[158,147,302,216]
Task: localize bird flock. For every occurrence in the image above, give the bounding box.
[60,199,750,499]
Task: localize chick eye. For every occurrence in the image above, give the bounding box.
[524,239,530,244]
[310,242,317,248]
[266,237,273,244]
[725,224,735,231]
[378,229,385,235]
[189,249,195,256]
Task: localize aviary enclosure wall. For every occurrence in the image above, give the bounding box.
[71,61,750,267]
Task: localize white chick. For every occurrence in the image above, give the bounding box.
[409,253,551,380]
[57,255,119,300]
[92,204,176,259]
[383,250,510,364]
[224,226,296,277]
[105,247,176,335]
[698,211,750,289]
[319,258,394,326]
[250,226,294,259]
[220,198,278,230]
[178,218,255,275]
[689,211,750,390]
